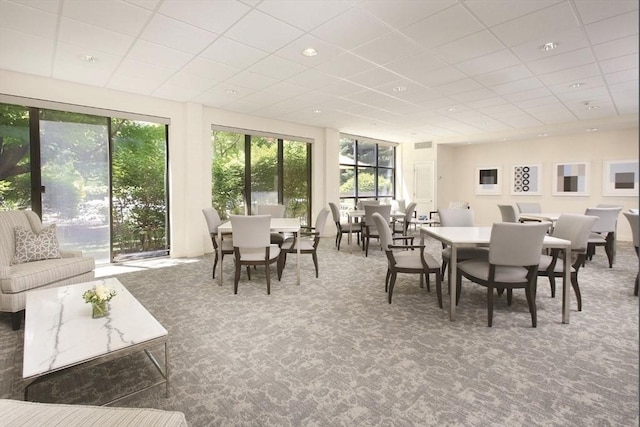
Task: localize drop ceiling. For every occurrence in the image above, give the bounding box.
[0,0,638,144]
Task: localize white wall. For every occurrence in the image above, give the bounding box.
[433,128,639,241]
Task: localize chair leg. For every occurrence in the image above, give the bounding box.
[234,261,241,294]
[487,286,494,327]
[266,263,271,295]
[571,272,582,311]
[526,284,537,327]
[441,260,448,280]
[385,269,391,292]
[365,236,369,256]
[337,231,342,250]
[388,272,397,304]
[212,251,218,279]
[548,275,556,298]
[456,271,462,305]
[635,272,639,296]
[312,252,319,278]
[435,272,443,309]
[246,265,251,280]
[506,289,513,306]
[425,272,431,292]
[419,273,424,289]
[12,310,23,330]
[605,238,614,268]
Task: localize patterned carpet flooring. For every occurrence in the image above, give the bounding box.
[0,234,638,426]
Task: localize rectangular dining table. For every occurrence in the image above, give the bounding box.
[346,210,407,246]
[420,226,573,324]
[518,213,562,223]
[217,217,301,286]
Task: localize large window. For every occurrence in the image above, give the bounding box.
[211,129,311,225]
[0,102,169,264]
[339,136,396,209]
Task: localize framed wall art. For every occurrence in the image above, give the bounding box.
[552,162,589,196]
[603,160,639,196]
[476,166,501,195]
[511,164,541,196]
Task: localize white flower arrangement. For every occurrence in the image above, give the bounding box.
[83,283,117,305]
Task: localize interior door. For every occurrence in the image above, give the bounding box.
[413,161,435,217]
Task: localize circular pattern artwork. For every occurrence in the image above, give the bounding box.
[513,165,537,193]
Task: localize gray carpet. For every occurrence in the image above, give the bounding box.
[1,234,638,426]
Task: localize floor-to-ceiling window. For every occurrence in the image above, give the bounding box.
[0,102,169,264]
[339,135,396,211]
[211,128,312,225]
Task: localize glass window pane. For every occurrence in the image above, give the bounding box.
[339,137,355,165]
[111,118,168,262]
[377,168,394,196]
[357,142,376,166]
[378,145,393,168]
[340,165,355,197]
[283,140,309,225]
[357,167,376,197]
[212,130,246,219]
[250,136,278,211]
[0,104,31,210]
[40,109,110,263]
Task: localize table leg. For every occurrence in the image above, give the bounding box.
[296,231,300,285]
[348,216,353,246]
[218,229,223,286]
[449,246,457,321]
[562,247,570,323]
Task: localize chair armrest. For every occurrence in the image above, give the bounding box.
[392,236,415,244]
[389,244,424,250]
[60,250,83,258]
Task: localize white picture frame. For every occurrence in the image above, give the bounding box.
[511,164,541,196]
[603,160,639,197]
[552,162,589,196]
[476,166,501,195]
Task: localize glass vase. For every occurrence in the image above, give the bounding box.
[91,300,109,318]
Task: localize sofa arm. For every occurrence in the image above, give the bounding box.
[60,250,83,258]
[0,265,9,278]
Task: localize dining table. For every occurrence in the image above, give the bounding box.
[518,213,562,223]
[217,217,301,286]
[346,209,407,247]
[420,226,573,324]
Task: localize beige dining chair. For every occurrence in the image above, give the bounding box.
[537,214,598,311]
[329,202,360,250]
[517,202,542,214]
[357,200,380,210]
[456,222,549,327]
[497,204,518,223]
[229,214,282,295]
[438,208,489,282]
[623,212,639,296]
[362,204,391,257]
[255,204,286,247]
[392,201,417,236]
[584,206,622,268]
[202,207,234,279]
[372,212,442,307]
[280,208,330,278]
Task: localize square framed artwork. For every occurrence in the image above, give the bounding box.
[552,162,589,196]
[603,160,639,196]
[511,164,541,196]
[476,166,501,195]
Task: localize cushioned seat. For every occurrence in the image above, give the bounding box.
[1,256,96,294]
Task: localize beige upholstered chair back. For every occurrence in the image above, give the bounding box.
[357,200,380,210]
[623,212,639,248]
[230,215,271,249]
[497,204,518,223]
[552,214,598,253]
[489,222,549,266]
[328,202,341,223]
[202,207,222,234]
[0,210,44,267]
[364,204,391,227]
[438,208,475,227]
[372,213,392,250]
[314,208,330,235]
[256,204,285,218]
[391,199,406,212]
[404,202,417,222]
[448,201,469,209]
[584,207,622,233]
[517,203,542,214]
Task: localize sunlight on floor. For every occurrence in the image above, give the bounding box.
[95,256,202,278]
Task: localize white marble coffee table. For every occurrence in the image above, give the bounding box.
[23,278,169,405]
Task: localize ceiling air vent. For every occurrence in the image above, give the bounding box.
[414,141,432,149]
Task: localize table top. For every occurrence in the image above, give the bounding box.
[23,278,167,379]
[518,213,562,222]
[218,217,301,233]
[421,226,569,249]
[348,210,406,218]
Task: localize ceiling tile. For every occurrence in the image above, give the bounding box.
[224,69,278,90]
[464,0,562,26]
[347,67,400,88]
[159,0,250,34]
[247,55,308,80]
[490,77,543,95]
[53,42,121,85]
[140,14,219,54]
[257,0,356,32]
[224,9,304,53]
[490,2,579,47]
[598,53,638,74]
[200,36,267,69]
[260,81,309,99]
[116,57,176,82]
[315,52,377,79]
[181,57,240,81]
[0,1,57,38]
[158,71,218,92]
[473,64,533,86]
[314,79,366,96]
[274,34,345,68]
[385,52,447,78]
[0,28,53,76]
[62,0,152,36]
[431,30,503,64]
[449,87,498,103]
[455,49,520,76]
[153,83,204,102]
[127,39,194,69]
[536,63,600,86]
[9,0,60,14]
[285,68,339,90]
[510,28,590,63]
[605,68,639,85]
[352,32,423,66]
[360,0,455,29]
[547,75,605,95]
[585,10,639,45]
[108,73,163,95]
[574,0,638,25]
[401,4,483,50]
[310,7,392,50]
[593,34,639,61]
[59,18,135,56]
[525,48,595,75]
[430,78,484,97]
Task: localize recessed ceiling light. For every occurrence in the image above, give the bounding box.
[538,133,549,137]
[569,82,584,88]
[540,42,558,51]
[225,89,237,94]
[586,128,598,132]
[586,105,600,110]
[446,107,456,112]
[302,48,318,57]
[312,109,322,114]
[81,55,98,63]
[393,85,407,92]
